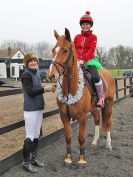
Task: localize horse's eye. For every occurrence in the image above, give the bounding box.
[63,49,68,54]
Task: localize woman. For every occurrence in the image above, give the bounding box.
[21,53,55,173]
[74,11,104,107]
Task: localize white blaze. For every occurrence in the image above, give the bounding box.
[49,46,60,74]
[54,46,60,59]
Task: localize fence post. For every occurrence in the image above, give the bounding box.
[129,77,132,85]
[124,78,126,96]
[115,79,118,99]
[129,77,133,97]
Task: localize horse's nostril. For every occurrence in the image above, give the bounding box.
[51,74,55,79]
[50,74,55,82]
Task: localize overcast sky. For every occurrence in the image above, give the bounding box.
[0,0,132,50]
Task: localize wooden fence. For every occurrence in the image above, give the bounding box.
[114,76,133,102]
[0,76,133,175]
[0,76,133,135]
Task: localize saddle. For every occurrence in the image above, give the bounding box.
[82,67,97,96]
[82,66,106,97]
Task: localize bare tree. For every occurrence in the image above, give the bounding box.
[34,41,53,59]
[107,45,133,71]
[0,40,53,58]
[95,46,107,66]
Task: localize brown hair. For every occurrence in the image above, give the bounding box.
[23,53,39,67]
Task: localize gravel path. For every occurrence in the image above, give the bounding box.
[1,96,133,177]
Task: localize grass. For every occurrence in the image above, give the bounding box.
[109,69,133,77]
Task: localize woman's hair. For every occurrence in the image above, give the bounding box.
[23,53,39,67]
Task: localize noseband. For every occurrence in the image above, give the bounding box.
[51,44,73,77]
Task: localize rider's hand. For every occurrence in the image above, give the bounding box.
[78,59,84,65]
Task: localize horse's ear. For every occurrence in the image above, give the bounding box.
[65,28,71,42]
[54,30,59,40]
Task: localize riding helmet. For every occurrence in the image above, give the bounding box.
[79,11,93,26]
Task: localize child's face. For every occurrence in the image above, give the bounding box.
[81,23,91,31]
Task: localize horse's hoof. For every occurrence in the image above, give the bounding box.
[106,144,112,151]
[77,162,86,169]
[91,142,97,147]
[77,159,86,169]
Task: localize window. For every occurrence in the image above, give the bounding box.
[12,66,15,76]
[19,65,23,70]
[17,53,21,59]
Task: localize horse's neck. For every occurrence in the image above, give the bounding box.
[62,60,78,95]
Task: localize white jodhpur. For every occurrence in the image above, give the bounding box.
[24,110,43,141]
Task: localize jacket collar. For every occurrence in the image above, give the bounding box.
[81,30,92,37]
[27,68,37,74]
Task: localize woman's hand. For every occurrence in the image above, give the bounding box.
[44,85,56,93]
[78,59,84,65]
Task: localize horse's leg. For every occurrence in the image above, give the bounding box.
[60,114,72,164]
[77,113,87,166]
[101,98,113,150]
[91,108,100,146]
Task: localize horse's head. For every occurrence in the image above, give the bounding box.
[48,28,74,82]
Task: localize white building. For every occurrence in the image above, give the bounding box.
[0,47,24,79]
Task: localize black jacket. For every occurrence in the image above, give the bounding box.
[21,68,44,111]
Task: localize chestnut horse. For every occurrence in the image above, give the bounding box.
[48,28,115,167]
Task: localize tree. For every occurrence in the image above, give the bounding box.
[0,40,33,53]
[34,41,53,59]
[0,40,53,59]
[95,46,108,66]
[107,45,133,70]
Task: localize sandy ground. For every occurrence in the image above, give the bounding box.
[1,96,133,177]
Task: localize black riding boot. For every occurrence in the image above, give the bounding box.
[23,138,38,173]
[30,138,44,167]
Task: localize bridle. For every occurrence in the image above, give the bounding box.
[51,43,75,118]
[50,41,84,119]
[51,43,74,77]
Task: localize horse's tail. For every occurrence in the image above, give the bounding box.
[101,97,113,132]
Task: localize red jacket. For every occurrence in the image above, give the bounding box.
[74,30,97,62]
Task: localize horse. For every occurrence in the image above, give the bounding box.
[48,28,115,168]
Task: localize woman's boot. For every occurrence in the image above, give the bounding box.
[95,80,105,107]
[23,138,38,173]
[30,138,44,167]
